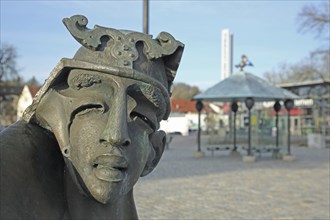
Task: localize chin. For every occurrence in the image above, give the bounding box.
[89,181,121,204]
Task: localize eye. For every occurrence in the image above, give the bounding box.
[73,104,104,118]
[130,111,155,131]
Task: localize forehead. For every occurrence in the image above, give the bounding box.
[67,69,166,116]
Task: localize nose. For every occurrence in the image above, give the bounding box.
[100,123,131,147]
[99,93,131,147]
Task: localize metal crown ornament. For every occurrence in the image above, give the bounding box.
[63,15,184,81]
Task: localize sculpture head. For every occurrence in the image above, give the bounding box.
[23,15,184,204]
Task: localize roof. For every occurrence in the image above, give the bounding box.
[27,85,41,97]
[277,78,330,88]
[194,71,299,102]
[171,99,197,113]
[170,99,215,113]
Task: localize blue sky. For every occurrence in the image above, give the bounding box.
[0,0,325,90]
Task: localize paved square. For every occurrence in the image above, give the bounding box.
[135,134,330,220]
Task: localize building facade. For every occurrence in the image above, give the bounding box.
[16,85,40,120]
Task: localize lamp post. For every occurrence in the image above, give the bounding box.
[245,97,254,156]
[231,102,238,151]
[273,101,281,148]
[196,100,204,153]
[284,99,294,155]
[143,0,149,34]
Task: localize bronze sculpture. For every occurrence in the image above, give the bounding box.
[0,15,184,219]
[235,54,253,71]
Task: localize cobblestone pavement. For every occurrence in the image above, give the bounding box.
[134,134,330,220]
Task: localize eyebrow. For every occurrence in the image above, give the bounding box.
[68,71,102,90]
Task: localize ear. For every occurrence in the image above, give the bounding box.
[140,130,166,177]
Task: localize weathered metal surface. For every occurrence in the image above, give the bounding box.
[0,15,184,219]
[0,120,65,219]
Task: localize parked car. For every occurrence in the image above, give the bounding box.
[160,114,189,136]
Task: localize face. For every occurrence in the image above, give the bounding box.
[64,69,165,204]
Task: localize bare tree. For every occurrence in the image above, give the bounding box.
[0,43,20,82]
[263,63,292,84]
[26,76,40,86]
[263,54,329,84]
[297,1,330,40]
[297,1,330,57]
[264,2,330,84]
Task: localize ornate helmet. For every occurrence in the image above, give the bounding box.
[24,15,184,123]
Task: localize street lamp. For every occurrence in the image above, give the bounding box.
[284,99,294,155]
[196,100,204,152]
[273,101,281,148]
[245,97,254,156]
[143,0,149,34]
[231,102,238,151]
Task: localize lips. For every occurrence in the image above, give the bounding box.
[92,154,128,182]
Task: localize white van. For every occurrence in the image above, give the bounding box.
[160,113,190,136]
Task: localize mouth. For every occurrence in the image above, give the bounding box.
[92,154,128,182]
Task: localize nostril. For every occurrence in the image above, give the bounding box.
[122,140,131,147]
[99,138,106,143]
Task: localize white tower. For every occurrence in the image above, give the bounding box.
[221,29,233,80]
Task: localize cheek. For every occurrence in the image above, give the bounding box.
[69,118,104,163]
[127,124,152,173]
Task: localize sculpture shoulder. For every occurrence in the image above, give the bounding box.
[1,120,58,154]
[0,120,62,167]
[0,120,66,219]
